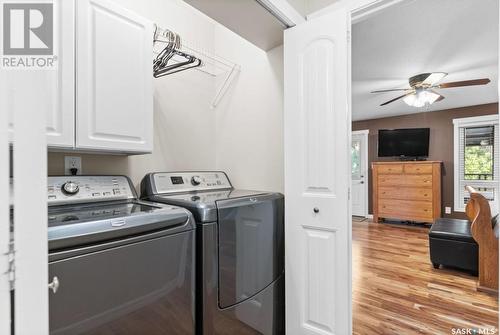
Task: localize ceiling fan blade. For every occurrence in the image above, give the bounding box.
[422,72,447,86]
[371,88,411,93]
[428,90,445,103]
[380,92,414,106]
[437,78,490,89]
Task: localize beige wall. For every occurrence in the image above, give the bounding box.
[48,0,284,194]
[352,103,499,219]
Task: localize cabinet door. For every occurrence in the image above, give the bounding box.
[4,0,75,148]
[76,0,153,153]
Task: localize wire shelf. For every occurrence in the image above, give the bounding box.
[153,24,240,107]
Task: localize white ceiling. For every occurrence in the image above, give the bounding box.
[286,0,338,15]
[352,0,499,121]
[184,0,285,50]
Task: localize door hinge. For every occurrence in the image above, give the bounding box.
[348,187,351,200]
[347,29,351,43]
[4,240,15,290]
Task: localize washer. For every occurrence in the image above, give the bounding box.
[141,171,285,335]
[47,175,195,335]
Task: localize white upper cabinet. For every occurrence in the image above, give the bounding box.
[5,0,153,153]
[47,0,76,148]
[5,0,75,148]
[76,0,153,153]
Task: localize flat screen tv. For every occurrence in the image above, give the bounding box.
[378,128,430,158]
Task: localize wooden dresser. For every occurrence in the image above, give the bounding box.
[372,161,442,223]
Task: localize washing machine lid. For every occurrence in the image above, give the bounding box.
[147,189,269,222]
[48,200,193,250]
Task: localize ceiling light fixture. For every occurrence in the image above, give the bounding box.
[403,90,440,108]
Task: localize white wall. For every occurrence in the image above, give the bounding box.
[48,0,284,193]
[214,26,284,192]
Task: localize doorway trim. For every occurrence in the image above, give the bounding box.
[352,129,369,217]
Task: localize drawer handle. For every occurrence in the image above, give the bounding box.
[48,276,60,294]
[313,207,319,213]
[424,194,428,196]
[424,209,428,212]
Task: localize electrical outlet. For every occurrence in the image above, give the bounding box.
[445,206,451,214]
[64,156,82,176]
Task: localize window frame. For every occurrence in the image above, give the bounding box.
[453,114,499,212]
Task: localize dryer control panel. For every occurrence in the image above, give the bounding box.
[47,176,135,206]
[152,172,232,194]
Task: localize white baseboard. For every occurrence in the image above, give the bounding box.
[366,214,373,219]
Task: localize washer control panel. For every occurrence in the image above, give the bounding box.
[47,176,135,205]
[152,172,232,194]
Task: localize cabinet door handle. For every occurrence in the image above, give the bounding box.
[313,207,320,214]
[48,276,60,294]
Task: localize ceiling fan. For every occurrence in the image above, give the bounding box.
[371,72,491,107]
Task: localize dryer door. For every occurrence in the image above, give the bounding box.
[217,193,284,308]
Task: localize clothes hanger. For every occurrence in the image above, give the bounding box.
[153,25,202,77]
[153,51,202,78]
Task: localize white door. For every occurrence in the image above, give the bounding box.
[5,0,75,149]
[284,7,351,335]
[351,130,368,217]
[76,0,153,153]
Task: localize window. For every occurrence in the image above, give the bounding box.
[454,115,499,212]
[351,140,361,179]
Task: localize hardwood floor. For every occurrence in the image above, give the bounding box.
[352,220,498,335]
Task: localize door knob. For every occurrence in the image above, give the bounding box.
[313,207,319,213]
[48,276,60,294]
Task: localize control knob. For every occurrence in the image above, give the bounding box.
[61,181,79,195]
[191,176,202,186]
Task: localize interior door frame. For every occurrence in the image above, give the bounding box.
[351,130,369,217]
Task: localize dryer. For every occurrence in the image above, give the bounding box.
[141,171,285,335]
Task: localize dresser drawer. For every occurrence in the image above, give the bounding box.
[376,164,403,174]
[378,199,433,219]
[378,187,432,202]
[378,174,432,187]
[404,164,433,174]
